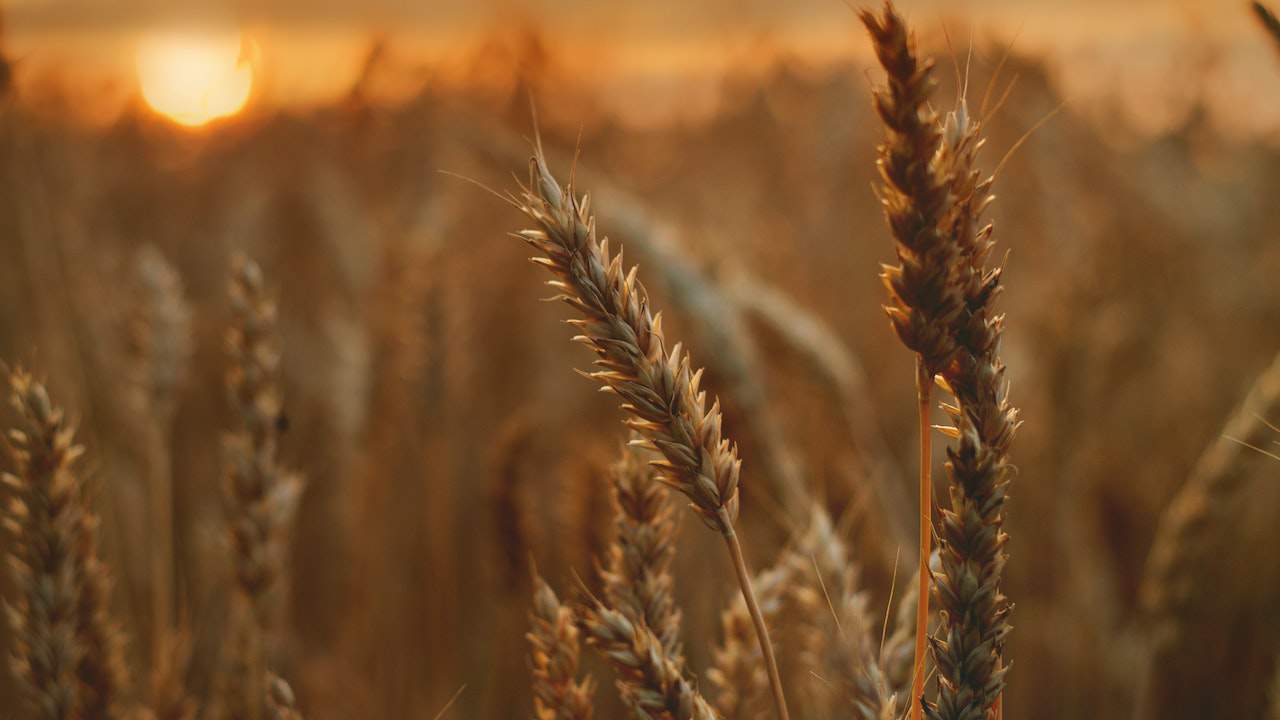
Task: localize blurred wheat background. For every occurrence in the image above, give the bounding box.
[0,0,1278,718]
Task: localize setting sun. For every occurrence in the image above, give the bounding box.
[137,32,254,127]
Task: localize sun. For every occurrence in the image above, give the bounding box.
[137,32,254,127]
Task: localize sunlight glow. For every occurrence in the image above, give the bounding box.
[137,32,254,127]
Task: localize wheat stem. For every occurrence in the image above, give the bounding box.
[720,508,791,720]
[911,357,932,720]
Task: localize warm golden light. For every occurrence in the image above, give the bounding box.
[137,32,254,127]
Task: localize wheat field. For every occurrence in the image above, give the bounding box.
[0,1,1278,719]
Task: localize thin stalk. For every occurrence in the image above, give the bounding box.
[911,356,932,720]
[147,426,174,671]
[718,508,790,720]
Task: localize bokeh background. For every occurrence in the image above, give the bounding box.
[0,0,1278,717]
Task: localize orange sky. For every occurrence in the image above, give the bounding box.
[4,0,1279,136]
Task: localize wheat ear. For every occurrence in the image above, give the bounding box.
[1138,350,1280,716]
[861,4,962,717]
[881,574,920,705]
[514,144,789,720]
[4,369,129,720]
[527,575,595,720]
[581,601,716,720]
[130,246,194,715]
[598,443,682,662]
[795,507,893,720]
[222,254,303,720]
[4,370,85,720]
[926,91,1016,720]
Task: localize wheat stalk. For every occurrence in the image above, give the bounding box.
[513,143,790,720]
[860,5,960,716]
[4,369,129,720]
[527,575,595,720]
[709,543,803,720]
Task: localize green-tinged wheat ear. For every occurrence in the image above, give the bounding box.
[527,575,595,720]
[4,369,129,720]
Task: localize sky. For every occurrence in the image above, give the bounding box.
[2,0,1277,135]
